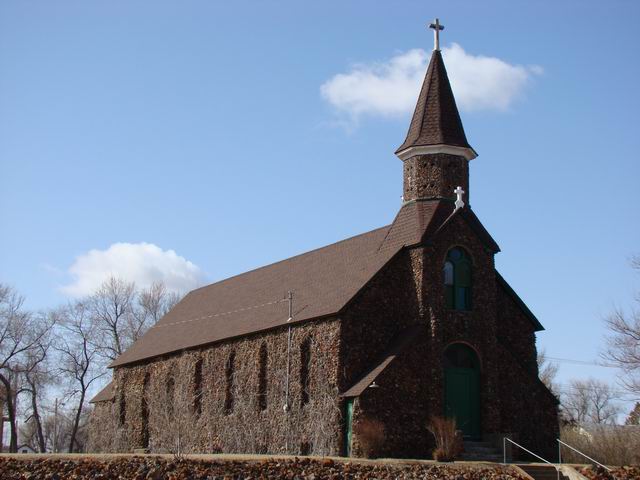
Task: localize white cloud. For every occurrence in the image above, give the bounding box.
[61,242,205,297]
[320,44,542,121]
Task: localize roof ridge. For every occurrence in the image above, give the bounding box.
[189,224,391,295]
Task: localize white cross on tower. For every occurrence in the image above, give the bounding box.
[454,186,465,210]
[429,18,444,51]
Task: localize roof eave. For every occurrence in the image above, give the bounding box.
[496,271,545,332]
[395,144,477,161]
[109,312,342,369]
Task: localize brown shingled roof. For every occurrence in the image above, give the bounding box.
[396,50,474,154]
[378,199,452,254]
[110,201,449,368]
[90,381,114,403]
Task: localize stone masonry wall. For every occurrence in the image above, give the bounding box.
[403,154,470,203]
[496,285,538,376]
[423,214,502,437]
[343,214,501,458]
[88,318,343,455]
[341,212,558,459]
[497,341,559,459]
[339,248,429,458]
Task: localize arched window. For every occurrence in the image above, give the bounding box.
[444,247,472,310]
[444,343,480,370]
[300,337,311,407]
[224,351,235,414]
[257,343,268,411]
[193,358,203,417]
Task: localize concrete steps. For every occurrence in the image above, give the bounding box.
[517,464,569,480]
[460,440,503,462]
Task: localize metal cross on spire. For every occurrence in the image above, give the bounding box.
[454,186,465,210]
[429,18,444,51]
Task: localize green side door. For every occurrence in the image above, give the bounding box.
[344,398,354,456]
[445,366,481,439]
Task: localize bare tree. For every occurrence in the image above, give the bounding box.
[89,277,182,363]
[88,277,136,362]
[562,378,621,425]
[137,282,181,328]
[19,416,41,452]
[0,284,53,452]
[20,328,53,453]
[42,406,72,453]
[54,301,107,452]
[603,255,640,397]
[537,348,559,394]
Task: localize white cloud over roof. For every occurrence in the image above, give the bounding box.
[61,242,204,297]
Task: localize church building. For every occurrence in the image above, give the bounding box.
[88,23,559,459]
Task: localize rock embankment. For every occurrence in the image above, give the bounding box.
[0,456,529,480]
[580,466,640,480]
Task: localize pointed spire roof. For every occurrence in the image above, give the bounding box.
[396,49,477,160]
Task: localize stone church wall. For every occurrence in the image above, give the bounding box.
[340,213,505,458]
[496,285,538,376]
[87,400,117,453]
[403,154,470,203]
[88,318,343,455]
[354,341,433,458]
[422,214,503,437]
[340,248,430,458]
[340,213,558,459]
[497,342,559,459]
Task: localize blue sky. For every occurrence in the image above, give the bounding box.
[1,1,639,411]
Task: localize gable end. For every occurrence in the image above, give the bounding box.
[496,271,544,332]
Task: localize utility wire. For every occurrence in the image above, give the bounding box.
[545,356,617,368]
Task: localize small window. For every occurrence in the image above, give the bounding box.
[224,351,235,414]
[444,247,472,310]
[257,343,268,411]
[300,337,311,407]
[193,358,203,417]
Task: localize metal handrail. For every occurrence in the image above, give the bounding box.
[557,439,611,472]
[503,437,559,480]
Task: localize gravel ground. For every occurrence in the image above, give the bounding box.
[0,456,530,480]
[579,465,640,480]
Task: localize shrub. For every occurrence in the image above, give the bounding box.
[560,425,640,466]
[355,418,385,458]
[427,416,462,462]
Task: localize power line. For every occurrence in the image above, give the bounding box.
[551,381,632,397]
[545,356,617,368]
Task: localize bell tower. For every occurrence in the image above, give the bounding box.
[396,19,477,204]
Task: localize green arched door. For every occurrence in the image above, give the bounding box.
[444,344,481,439]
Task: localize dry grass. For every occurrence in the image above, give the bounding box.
[560,425,640,466]
[355,418,385,458]
[426,416,462,462]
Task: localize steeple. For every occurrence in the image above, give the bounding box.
[395,49,476,159]
[396,19,477,204]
